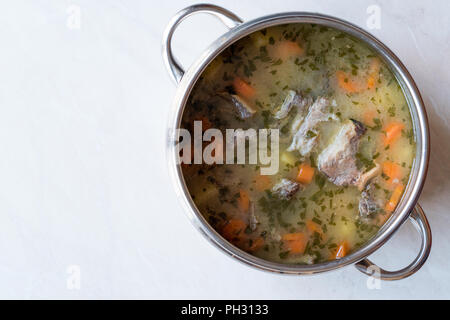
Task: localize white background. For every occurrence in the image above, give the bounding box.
[0,0,449,299]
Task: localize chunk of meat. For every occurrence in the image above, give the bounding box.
[217,92,256,119]
[289,98,330,136]
[287,97,338,156]
[318,119,366,186]
[274,90,312,120]
[359,183,382,217]
[271,179,301,200]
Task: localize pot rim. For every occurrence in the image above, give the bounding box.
[166,11,430,274]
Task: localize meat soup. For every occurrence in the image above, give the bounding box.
[180,24,415,264]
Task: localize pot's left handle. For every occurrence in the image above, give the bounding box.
[162,4,243,85]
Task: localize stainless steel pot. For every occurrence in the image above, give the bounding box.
[162,4,431,280]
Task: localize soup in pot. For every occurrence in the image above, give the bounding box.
[179,24,415,264]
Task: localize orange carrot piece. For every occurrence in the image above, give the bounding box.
[337,71,360,93]
[296,163,315,185]
[367,76,376,90]
[306,220,323,236]
[282,233,304,241]
[383,122,405,146]
[233,77,256,99]
[382,161,402,185]
[238,189,250,213]
[248,237,264,252]
[334,241,350,259]
[254,174,272,192]
[222,219,247,241]
[275,41,304,59]
[282,233,307,254]
[385,184,404,213]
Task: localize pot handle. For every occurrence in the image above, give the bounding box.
[354,203,432,280]
[162,4,243,85]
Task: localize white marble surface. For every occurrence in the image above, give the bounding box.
[0,0,449,299]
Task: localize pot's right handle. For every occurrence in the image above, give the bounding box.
[355,203,432,281]
[162,4,243,85]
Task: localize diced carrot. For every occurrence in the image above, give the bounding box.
[222,219,247,241]
[233,77,256,99]
[254,174,272,192]
[282,233,307,254]
[367,76,376,89]
[367,58,380,89]
[282,233,304,241]
[238,189,250,213]
[306,220,323,236]
[383,122,405,146]
[248,237,264,252]
[382,161,402,185]
[274,41,304,60]
[334,241,350,259]
[336,71,360,93]
[385,184,404,213]
[296,163,315,185]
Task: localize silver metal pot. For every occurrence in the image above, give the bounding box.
[162,4,431,280]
